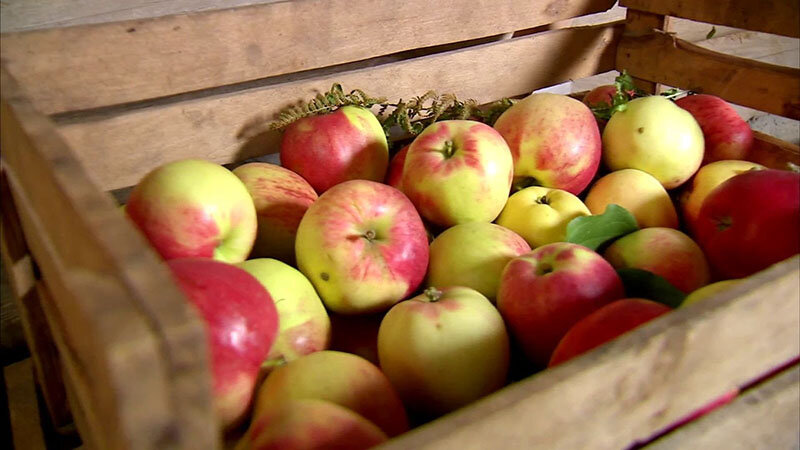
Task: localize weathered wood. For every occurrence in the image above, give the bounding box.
[647,364,800,449]
[622,9,671,94]
[0,0,617,115]
[55,22,622,191]
[4,358,48,450]
[617,31,800,119]
[379,256,800,450]
[749,130,800,170]
[1,67,218,449]
[620,0,800,39]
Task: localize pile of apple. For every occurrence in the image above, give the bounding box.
[122,82,799,449]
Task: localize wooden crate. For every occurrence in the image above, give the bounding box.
[1,0,798,448]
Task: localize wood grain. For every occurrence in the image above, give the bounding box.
[379,256,800,450]
[0,0,617,115]
[749,130,800,169]
[4,359,47,450]
[616,31,800,119]
[55,23,622,191]
[647,364,800,449]
[620,0,800,39]
[1,67,218,449]
[622,9,671,94]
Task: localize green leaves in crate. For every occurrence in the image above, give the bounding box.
[565,204,638,251]
[589,70,639,121]
[269,83,387,131]
[616,268,686,309]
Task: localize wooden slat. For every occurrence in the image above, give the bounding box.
[0,0,617,115]
[647,364,800,449]
[620,0,800,39]
[749,130,800,170]
[5,359,48,450]
[622,9,671,94]
[379,256,800,450]
[1,67,218,449]
[55,22,622,191]
[616,31,800,119]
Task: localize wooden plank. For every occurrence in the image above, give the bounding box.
[379,256,800,450]
[622,9,671,94]
[616,31,800,119]
[620,0,800,39]
[4,359,47,450]
[1,68,218,449]
[647,364,800,449]
[749,130,800,170]
[55,22,622,191]
[0,0,617,115]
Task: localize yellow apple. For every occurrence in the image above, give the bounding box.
[496,186,590,248]
[682,279,741,307]
[584,169,679,228]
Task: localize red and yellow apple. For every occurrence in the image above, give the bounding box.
[126,159,257,263]
[232,162,317,265]
[675,94,754,164]
[280,105,389,194]
[378,287,510,417]
[584,169,679,229]
[385,145,409,190]
[496,186,591,248]
[328,311,384,366]
[496,242,625,367]
[426,222,530,302]
[295,180,429,314]
[401,120,513,227]
[494,92,601,195]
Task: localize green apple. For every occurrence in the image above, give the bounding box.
[584,169,679,229]
[236,258,331,365]
[496,186,590,248]
[603,96,704,189]
[682,279,741,307]
[378,287,510,418]
[426,222,530,302]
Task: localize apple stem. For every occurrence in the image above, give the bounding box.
[536,196,550,205]
[423,287,443,302]
[440,140,456,159]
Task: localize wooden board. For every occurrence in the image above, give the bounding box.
[617,31,800,119]
[1,68,219,449]
[749,130,800,170]
[379,256,800,450]
[620,0,800,39]
[647,364,800,449]
[4,359,47,450]
[54,22,622,191]
[0,0,617,115]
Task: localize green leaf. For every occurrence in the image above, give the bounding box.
[616,268,686,308]
[565,204,639,251]
[706,26,717,39]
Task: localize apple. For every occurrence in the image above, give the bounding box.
[241,399,387,450]
[675,94,754,163]
[232,162,317,265]
[682,279,741,307]
[378,287,510,417]
[603,227,711,294]
[167,258,279,428]
[401,120,513,227]
[549,298,672,366]
[582,84,618,109]
[496,186,591,248]
[280,105,389,193]
[328,311,384,366]
[236,258,330,365]
[603,95,704,189]
[584,169,679,229]
[695,169,800,279]
[252,350,408,437]
[678,160,764,235]
[385,145,409,190]
[126,159,257,263]
[494,92,601,195]
[426,222,531,302]
[496,242,625,367]
[295,180,429,314]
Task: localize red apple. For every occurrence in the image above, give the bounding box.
[582,84,618,109]
[232,162,317,265]
[549,298,672,367]
[126,159,257,263]
[280,105,389,193]
[695,169,800,279]
[675,94,754,164]
[494,93,601,195]
[385,145,409,190]
[496,242,625,367]
[167,258,279,428]
[295,180,429,314]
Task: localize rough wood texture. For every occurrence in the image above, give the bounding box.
[5,359,47,450]
[621,9,671,94]
[749,130,800,169]
[0,0,617,115]
[620,0,800,39]
[648,364,800,449]
[380,256,800,450]
[617,31,800,119]
[1,68,218,450]
[54,22,622,191]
